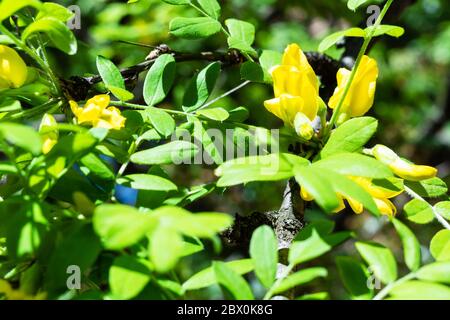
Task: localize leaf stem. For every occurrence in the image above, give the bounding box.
[263,263,295,300]
[324,0,393,138]
[404,186,450,230]
[372,272,416,300]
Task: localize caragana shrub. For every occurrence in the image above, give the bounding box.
[0,0,449,300]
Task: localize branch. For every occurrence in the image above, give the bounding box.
[62,44,341,101]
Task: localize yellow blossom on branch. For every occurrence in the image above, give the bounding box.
[264,44,320,128]
[39,113,58,154]
[328,55,379,118]
[0,45,28,89]
[370,144,437,181]
[70,94,126,130]
[301,176,401,216]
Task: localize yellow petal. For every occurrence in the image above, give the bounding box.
[271,65,302,97]
[279,94,304,124]
[347,197,364,214]
[103,106,126,130]
[69,100,80,116]
[389,159,437,181]
[332,196,347,213]
[282,43,318,92]
[0,45,28,89]
[348,56,378,117]
[264,97,284,121]
[300,188,314,201]
[374,198,397,216]
[328,55,378,117]
[87,94,110,109]
[77,103,103,124]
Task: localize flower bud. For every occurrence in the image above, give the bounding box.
[294,112,314,140]
[0,45,28,89]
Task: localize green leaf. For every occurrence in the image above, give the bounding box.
[143,54,176,106]
[435,201,450,221]
[389,280,450,300]
[225,19,256,55]
[336,256,373,300]
[162,0,191,5]
[241,50,282,83]
[355,241,398,284]
[403,199,434,224]
[347,0,370,11]
[325,170,380,215]
[93,204,155,250]
[366,25,405,38]
[130,141,199,165]
[46,224,101,290]
[392,218,421,271]
[416,262,450,284]
[152,206,232,238]
[430,230,450,262]
[225,19,255,46]
[169,17,222,39]
[6,201,48,259]
[213,261,254,300]
[96,56,125,90]
[216,153,309,187]
[249,225,278,288]
[109,255,152,299]
[0,122,42,155]
[198,0,221,19]
[117,174,177,191]
[143,107,176,137]
[294,166,341,213]
[183,62,221,112]
[313,153,392,179]
[319,27,365,52]
[108,86,134,102]
[320,117,378,158]
[22,17,77,55]
[404,177,448,198]
[228,107,249,122]
[193,119,223,164]
[149,226,184,273]
[183,259,254,291]
[36,2,74,22]
[0,0,42,21]
[196,107,229,122]
[289,222,351,265]
[272,268,328,296]
[240,62,270,83]
[296,292,329,300]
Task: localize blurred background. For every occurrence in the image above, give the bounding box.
[50,0,450,299]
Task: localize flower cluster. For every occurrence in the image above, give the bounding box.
[267,44,438,216]
[70,94,126,130]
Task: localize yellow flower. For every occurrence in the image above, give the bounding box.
[370,145,437,181]
[0,45,28,89]
[70,94,126,130]
[264,44,320,126]
[301,176,400,216]
[328,55,378,118]
[39,113,58,154]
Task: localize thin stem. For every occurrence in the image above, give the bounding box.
[263,263,295,300]
[372,272,416,300]
[404,186,450,230]
[324,0,393,137]
[109,101,315,146]
[196,80,251,111]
